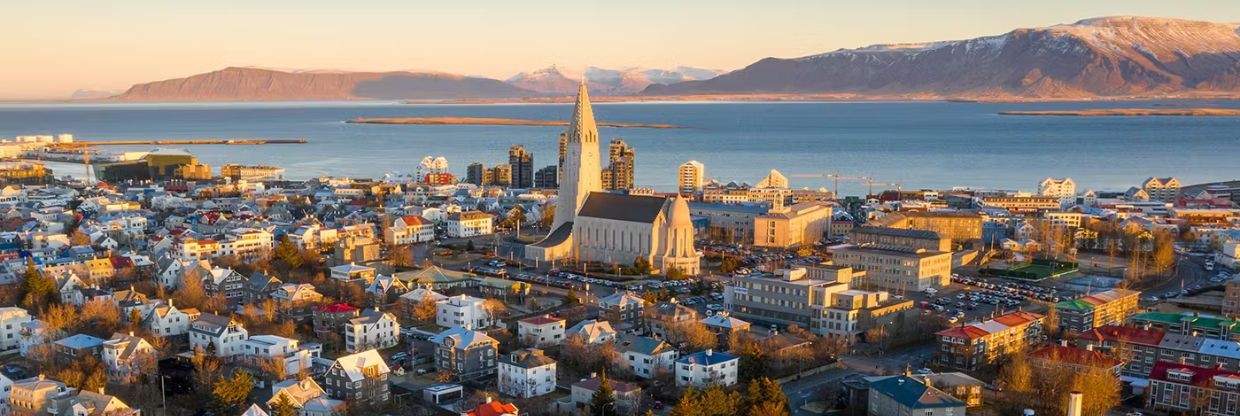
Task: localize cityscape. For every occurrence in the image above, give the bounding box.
[1,2,1240,416]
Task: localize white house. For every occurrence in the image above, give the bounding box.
[188,313,248,357]
[344,308,400,353]
[445,211,492,238]
[143,300,196,338]
[0,307,32,352]
[329,263,376,284]
[242,335,315,378]
[620,336,677,379]
[100,332,156,383]
[516,315,565,348]
[674,349,739,388]
[565,319,617,345]
[384,215,435,245]
[267,378,344,416]
[436,294,491,330]
[497,348,557,399]
[18,320,47,358]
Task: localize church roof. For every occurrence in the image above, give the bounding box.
[530,221,573,248]
[577,192,666,223]
[566,82,597,143]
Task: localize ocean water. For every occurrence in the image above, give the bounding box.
[0,100,1237,196]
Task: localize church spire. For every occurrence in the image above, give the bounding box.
[566,81,598,144]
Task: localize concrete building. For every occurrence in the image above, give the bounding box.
[344,308,400,353]
[935,311,1044,371]
[497,348,556,398]
[446,211,493,238]
[324,349,390,406]
[980,196,1061,215]
[1054,289,1141,334]
[384,215,435,245]
[100,332,156,383]
[1039,177,1077,199]
[429,327,499,380]
[1146,362,1239,416]
[1142,177,1181,201]
[688,202,765,244]
[241,335,315,378]
[753,200,832,248]
[564,319,617,345]
[533,165,557,189]
[1226,279,1240,319]
[516,315,565,348]
[866,375,966,416]
[0,307,31,351]
[674,349,739,388]
[436,294,492,330]
[831,246,952,292]
[601,139,634,191]
[508,145,534,189]
[569,375,642,415]
[598,291,646,325]
[678,160,705,195]
[849,226,951,252]
[619,336,678,379]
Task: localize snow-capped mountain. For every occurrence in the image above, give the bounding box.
[644,16,1240,99]
[508,66,723,95]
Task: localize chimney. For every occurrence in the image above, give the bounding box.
[1066,391,1083,416]
[705,349,712,356]
[1084,344,1093,351]
[484,396,492,404]
[128,331,134,337]
[1060,339,1067,347]
[168,298,174,308]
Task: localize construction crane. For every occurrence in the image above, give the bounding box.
[789,171,901,196]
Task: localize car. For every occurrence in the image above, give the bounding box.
[947,316,959,324]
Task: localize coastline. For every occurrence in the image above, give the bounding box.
[999,108,1240,117]
[346,116,679,129]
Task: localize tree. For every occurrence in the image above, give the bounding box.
[211,370,255,412]
[411,294,438,323]
[744,377,789,415]
[270,394,298,416]
[666,321,716,351]
[564,290,581,306]
[19,259,57,312]
[665,266,685,281]
[465,240,477,252]
[589,370,618,416]
[174,269,208,310]
[1151,230,1176,275]
[632,256,652,275]
[275,238,304,270]
[78,299,122,338]
[719,257,740,274]
[389,244,413,268]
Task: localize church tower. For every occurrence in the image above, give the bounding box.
[551,82,602,231]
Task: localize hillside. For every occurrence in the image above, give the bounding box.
[644,17,1240,99]
[115,67,533,101]
[508,66,722,95]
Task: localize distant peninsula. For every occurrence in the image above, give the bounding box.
[347,116,679,129]
[998,108,1240,117]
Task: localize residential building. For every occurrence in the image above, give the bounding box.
[601,139,634,191]
[598,291,645,325]
[674,349,739,387]
[344,308,400,353]
[753,201,832,248]
[497,348,556,398]
[437,294,492,330]
[466,163,488,186]
[53,333,104,361]
[462,397,519,416]
[533,165,557,189]
[202,267,246,303]
[850,226,951,252]
[324,349,390,406]
[329,263,376,284]
[446,211,493,238]
[979,196,1060,215]
[268,378,341,416]
[189,313,249,357]
[1054,289,1141,334]
[831,245,952,292]
[1146,362,1239,416]
[1074,325,1166,377]
[678,160,705,195]
[570,375,642,414]
[866,375,966,416]
[619,336,677,379]
[1128,311,1240,341]
[516,315,564,348]
[9,377,67,416]
[508,145,534,189]
[1029,343,1123,376]
[564,319,617,345]
[384,215,435,245]
[1142,177,1181,201]
[1225,279,1240,319]
[0,307,31,351]
[100,332,156,383]
[645,300,699,340]
[429,327,499,380]
[699,312,751,348]
[143,300,196,338]
[241,335,315,377]
[934,311,1045,371]
[1039,177,1077,199]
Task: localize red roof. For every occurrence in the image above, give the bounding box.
[992,311,1043,327]
[1149,361,1240,386]
[1076,325,1165,346]
[937,325,990,340]
[1030,344,1122,369]
[465,399,518,416]
[400,216,425,226]
[318,303,357,314]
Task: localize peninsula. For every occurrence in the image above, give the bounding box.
[999,108,1240,117]
[346,116,679,129]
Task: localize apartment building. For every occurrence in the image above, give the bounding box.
[1146,362,1239,416]
[384,215,435,245]
[202,267,246,303]
[436,294,492,330]
[831,246,952,292]
[1074,325,1166,377]
[753,201,832,248]
[1128,312,1240,341]
[516,315,565,348]
[935,311,1045,371]
[1225,280,1240,319]
[674,349,739,388]
[1054,289,1141,334]
[430,327,499,380]
[866,375,966,416]
[1039,177,1077,199]
[324,349,390,406]
[849,226,951,252]
[619,336,678,379]
[497,348,557,398]
[1142,177,1181,201]
[0,307,31,351]
[9,376,67,416]
[344,308,400,353]
[980,196,1060,215]
[678,160,705,195]
[446,211,493,238]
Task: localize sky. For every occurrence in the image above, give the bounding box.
[4,0,1240,99]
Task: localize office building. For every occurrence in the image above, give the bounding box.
[831,246,953,292]
[753,200,833,248]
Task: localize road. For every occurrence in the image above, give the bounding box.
[781,367,855,416]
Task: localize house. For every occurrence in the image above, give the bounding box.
[364,275,409,300]
[53,333,105,361]
[430,327,499,380]
[143,299,197,338]
[598,291,645,325]
[268,378,344,416]
[272,283,325,310]
[1029,343,1123,376]
[329,263,376,284]
[564,319,617,345]
[324,349,390,407]
[436,294,492,330]
[18,320,47,358]
[0,307,32,351]
[241,335,315,378]
[497,348,556,398]
[313,303,359,336]
[461,397,518,416]
[189,313,249,357]
[516,315,565,348]
[242,404,270,416]
[100,332,156,383]
[445,211,492,238]
[384,215,435,245]
[674,349,739,387]
[202,267,247,303]
[619,336,677,379]
[569,375,642,414]
[645,300,698,340]
[344,308,400,353]
[246,272,283,302]
[866,375,967,416]
[1146,362,1240,416]
[9,376,67,416]
[699,312,751,348]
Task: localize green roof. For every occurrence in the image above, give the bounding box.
[1130,312,1240,334]
[1056,299,1094,312]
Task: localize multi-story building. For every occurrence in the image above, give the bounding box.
[1054,289,1141,334]
[979,196,1061,215]
[143,299,197,338]
[674,349,739,388]
[329,263,376,284]
[598,291,645,325]
[754,200,832,248]
[344,308,400,353]
[100,332,156,383]
[564,319,617,345]
[849,226,951,252]
[1224,279,1240,319]
[466,162,488,186]
[678,160,705,195]
[446,211,492,238]
[1142,177,1181,201]
[896,211,985,242]
[1128,311,1240,341]
[9,376,67,416]
[1146,362,1239,416]
[822,289,913,343]
[189,313,249,357]
[644,301,699,340]
[218,228,275,260]
[726,267,845,333]
[601,139,635,191]
[1038,177,1077,199]
[429,327,499,380]
[534,165,557,188]
[202,267,246,303]
[619,336,678,379]
[384,215,435,245]
[489,163,512,187]
[268,378,342,416]
[866,375,966,416]
[436,294,491,330]
[831,246,952,292]
[241,335,316,377]
[570,375,642,414]
[0,307,32,351]
[324,349,390,406]
[508,145,534,189]
[699,312,751,347]
[1028,343,1123,376]
[497,348,557,398]
[688,202,764,244]
[934,311,1045,371]
[1074,325,1166,377]
[516,315,565,348]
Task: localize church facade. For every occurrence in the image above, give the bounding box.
[526,83,700,275]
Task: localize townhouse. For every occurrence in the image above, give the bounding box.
[344,308,400,353]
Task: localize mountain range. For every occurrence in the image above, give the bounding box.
[644,16,1240,99]
[110,16,1240,102]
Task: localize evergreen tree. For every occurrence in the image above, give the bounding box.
[270,394,298,416]
[744,377,789,414]
[211,370,255,412]
[19,258,56,312]
[589,370,617,416]
[564,290,581,306]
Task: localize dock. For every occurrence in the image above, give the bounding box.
[50,138,307,148]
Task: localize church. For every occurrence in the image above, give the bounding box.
[525,83,700,275]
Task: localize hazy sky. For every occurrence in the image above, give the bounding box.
[5,0,1240,99]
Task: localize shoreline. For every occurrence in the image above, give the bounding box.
[998,108,1240,117]
[346,116,680,129]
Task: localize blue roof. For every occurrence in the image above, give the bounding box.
[687,202,769,214]
[868,376,964,409]
[675,350,738,366]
